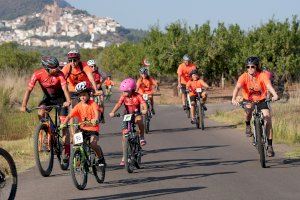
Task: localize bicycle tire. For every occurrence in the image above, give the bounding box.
[144,115,150,134]
[200,105,205,130]
[195,102,200,129]
[0,148,18,200]
[124,136,134,173]
[33,124,54,177]
[254,118,266,168]
[134,141,142,169]
[70,148,88,190]
[92,156,106,184]
[56,132,69,171]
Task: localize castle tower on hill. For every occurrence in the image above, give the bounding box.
[42,0,62,31]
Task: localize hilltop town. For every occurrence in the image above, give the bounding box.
[0,1,121,49]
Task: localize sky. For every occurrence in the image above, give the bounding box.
[66,0,300,30]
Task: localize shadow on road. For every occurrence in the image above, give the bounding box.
[71,186,205,200]
[146,145,229,154]
[264,158,300,169]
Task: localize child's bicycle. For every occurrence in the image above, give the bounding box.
[114,112,143,173]
[0,148,17,200]
[64,122,106,190]
[26,105,70,177]
[142,94,153,134]
[105,86,113,102]
[194,88,206,130]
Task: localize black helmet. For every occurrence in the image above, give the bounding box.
[189,69,199,77]
[245,56,260,67]
[41,56,59,69]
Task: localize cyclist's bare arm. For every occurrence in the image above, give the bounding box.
[110,103,122,117]
[232,83,242,106]
[202,82,209,89]
[266,83,279,101]
[177,75,182,87]
[141,103,148,114]
[62,84,72,107]
[20,88,32,112]
[86,72,99,93]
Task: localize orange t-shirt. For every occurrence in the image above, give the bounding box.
[136,77,157,95]
[186,79,206,96]
[69,100,100,132]
[177,63,197,84]
[61,61,93,92]
[237,72,271,102]
[104,79,114,87]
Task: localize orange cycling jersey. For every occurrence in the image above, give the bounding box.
[117,92,146,114]
[136,77,157,95]
[177,63,196,85]
[104,79,114,87]
[68,100,100,132]
[186,79,206,96]
[61,61,93,91]
[28,68,66,97]
[237,72,271,102]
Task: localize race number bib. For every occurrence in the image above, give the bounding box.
[74,132,83,145]
[108,85,112,89]
[143,94,149,100]
[196,88,202,93]
[123,114,133,122]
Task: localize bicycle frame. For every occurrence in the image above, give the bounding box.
[252,103,268,147]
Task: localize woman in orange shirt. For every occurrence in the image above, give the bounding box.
[136,67,158,114]
[232,56,278,157]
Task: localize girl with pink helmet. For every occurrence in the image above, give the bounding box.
[109,78,148,166]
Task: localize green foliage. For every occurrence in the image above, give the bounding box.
[100,17,300,83]
[72,9,90,16]
[0,42,40,70]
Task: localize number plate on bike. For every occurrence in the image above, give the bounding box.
[123,114,133,122]
[74,132,83,145]
[196,88,202,93]
[143,94,149,100]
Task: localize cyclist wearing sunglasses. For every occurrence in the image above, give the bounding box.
[232,56,278,157]
[61,50,102,97]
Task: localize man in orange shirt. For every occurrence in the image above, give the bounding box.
[61,81,105,166]
[177,54,197,110]
[186,70,209,124]
[232,56,278,157]
[136,67,158,114]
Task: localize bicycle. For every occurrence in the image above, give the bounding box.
[26,105,70,177]
[240,99,272,168]
[67,123,106,190]
[115,112,143,173]
[0,148,17,200]
[105,86,112,102]
[194,88,205,130]
[185,90,191,118]
[142,94,152,134]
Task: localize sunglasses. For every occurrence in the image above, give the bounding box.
[246,65,256,69]
[68,59,79,63]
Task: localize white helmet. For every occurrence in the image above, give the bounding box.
[75,81,90,93]
[87,59,96,66]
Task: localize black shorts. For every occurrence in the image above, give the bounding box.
[180,84,187,94]
[39,96,68,116]
[80,129,99,138]
[189,95,196,102]
[244,99,269,111]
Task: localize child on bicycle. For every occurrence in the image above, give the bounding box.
[136,67,158,115]
[60,81,105,166]
[104,75,114,96]
[186,70,209,124]
[109,78,147,166]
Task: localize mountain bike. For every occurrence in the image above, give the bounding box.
[185,90,191,118]
[0,148,17,200]
[27,105,70,177]
[240,99,272,168]
[194,88,205,130]
[67,123,106,190]
[115,112,143,173]
[142,94,152,134]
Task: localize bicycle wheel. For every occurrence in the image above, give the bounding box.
[254,118,266,168]
[0,148,17,200]
[56,131,69,171]
[123,136,134,173]
[144,115,150,134]
[195,102,200,129]
[134,141,142,169]
[34,124,54,177]
[70,147,88,190]
[200,105,205,130]
[92,155,106,184]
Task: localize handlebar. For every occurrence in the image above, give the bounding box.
[26,105,62,113]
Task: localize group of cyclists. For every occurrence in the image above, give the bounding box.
[19,49,279,182]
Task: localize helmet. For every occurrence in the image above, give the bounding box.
[119,78,136,92]
[87,59,96,66]
[142,58,151,66]
[189,69,199,77]
[139,67,148,75]
[183,54,191,61]
[245,56,260,66]
[75,81,90,94]
[41,56,59,69]
[67,50,80,59]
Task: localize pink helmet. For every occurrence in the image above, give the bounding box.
[119,78,136,92]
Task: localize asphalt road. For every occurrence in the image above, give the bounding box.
[16,94,300,200]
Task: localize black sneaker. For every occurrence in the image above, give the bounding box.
[267,146,275,157]
[245,125,253,137]
[203,105,207,111]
